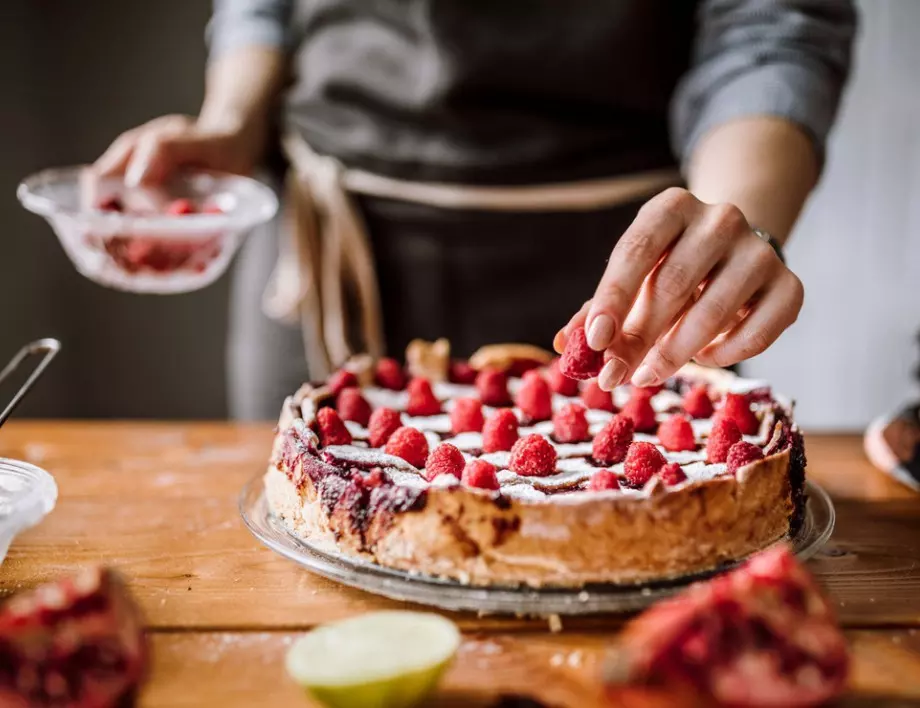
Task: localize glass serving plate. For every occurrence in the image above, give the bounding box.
[239,475,834,615]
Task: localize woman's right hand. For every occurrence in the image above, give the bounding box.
[93,114,263,186]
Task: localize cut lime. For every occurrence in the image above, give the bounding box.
[285,611,461,708]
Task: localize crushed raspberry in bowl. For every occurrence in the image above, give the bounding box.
[17,166,278,294]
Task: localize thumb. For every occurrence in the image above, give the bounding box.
[125,132,214,187]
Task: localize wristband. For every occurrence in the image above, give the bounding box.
[751,227,785,264]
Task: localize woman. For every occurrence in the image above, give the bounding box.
[95,0,856,419]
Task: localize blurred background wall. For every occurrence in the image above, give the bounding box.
[0,1,916,427]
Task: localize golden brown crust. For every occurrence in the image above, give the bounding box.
[405,338,450,381]
[469,343,555,372]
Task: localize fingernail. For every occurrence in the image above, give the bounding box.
[632,364,659,388]
[552,331,566,354]
[587,315,614,351]
[124,161,144,188]
[598,359,627,391]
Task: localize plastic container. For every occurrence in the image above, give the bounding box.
[0,458,57,566]
[17,166,278,294]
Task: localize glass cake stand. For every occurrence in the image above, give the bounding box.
[239,475,835,615]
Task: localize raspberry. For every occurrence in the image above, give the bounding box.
[706,417,743,463]
[337,388,372,426]
[508,359,543,377]
[718,393,760,435]
[384,426,429,468]
[659,462,687,486]
[683,384,714,419]
[167,198,196,215]
[581,379,616,412]
[462,459,500,490]
[98,195,123,212]
[363,468,387,488]
[315,407,352,447]
[374,357,407,390]
[656,414,696,452]
[509,434,558,477]
[592,414,634,465]
[558,326,604,380]
[621,392,658,433]
[368,407,403,447]
[633,385,663,398]
[726,441,765,475]
[515,370,553,422]
[424,443,465,481]
[482,409,519,452]
[450,397,485,434]
[588,469,620,491]
[476,367,511,406]
[623,441,667,487]
[552,403,589,443]
[328,369,358,396]
[449,359,478,385]
[546,358,579,396]
[407,377,441,416]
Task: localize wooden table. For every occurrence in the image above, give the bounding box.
[1,423,919,706]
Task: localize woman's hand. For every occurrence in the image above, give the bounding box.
[93,113,263,186]
[554,187,804,391]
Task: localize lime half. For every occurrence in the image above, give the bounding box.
[285,611,461,708]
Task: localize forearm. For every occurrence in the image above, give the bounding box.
[686,116,819,245]
[198,46,287,161]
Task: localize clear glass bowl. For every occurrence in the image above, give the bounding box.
[17,166,278,294]
[0,458,57,566]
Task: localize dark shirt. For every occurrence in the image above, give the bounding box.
[209,0,856,184]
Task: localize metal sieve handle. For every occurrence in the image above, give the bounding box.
[0,338,61,428]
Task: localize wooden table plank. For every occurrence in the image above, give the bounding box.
[140,629,920,708]
[1,424,919,630]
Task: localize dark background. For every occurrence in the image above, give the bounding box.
[0,2,226,418]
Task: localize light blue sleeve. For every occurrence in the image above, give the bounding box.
[670,0,858,168]
[207,0,293,59]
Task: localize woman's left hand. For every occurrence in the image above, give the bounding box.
[554,187,804,391]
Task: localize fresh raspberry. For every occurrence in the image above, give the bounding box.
[588,469,620,491]
[546,358,579,396]
[374,357,407,390]
[706,417,743,463]
[683,384,714,419]
[621,392,658,433]
[328,369,358,396]
[659,462,687,486]
[552,403,589,443]
[363,467,386,488]
[717,393,760,435]
[515,370,553,422]
[581,379,616,412]
[315,407,352,447]
[592,414,634,465]
[476,367,511,407]
[632,385,663,398]
[507,358,543,377]
[623,441,667,487]
[450,397,485,434]
[407,377,442,416]
[726,441,765,475]
[337,388,372,426]
[98,195,123,212]
[449,359,478,385]
[558,327,604,380]
[424,443,465,481]
[368,407,403,447]
[166,198,196,215]
[482,409,519,452]
[509,434,558,477]
[384,426,429,468]
[656,414,696,452]
[462,459,500,490]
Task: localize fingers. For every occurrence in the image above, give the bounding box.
[94,129,141,176]
[553,300,592,353]
[634,236,781,384]
[584,188,697,352]
[694,269,804,368]
[599,202,754,389]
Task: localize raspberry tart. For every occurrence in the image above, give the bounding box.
[265,339,807,587]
